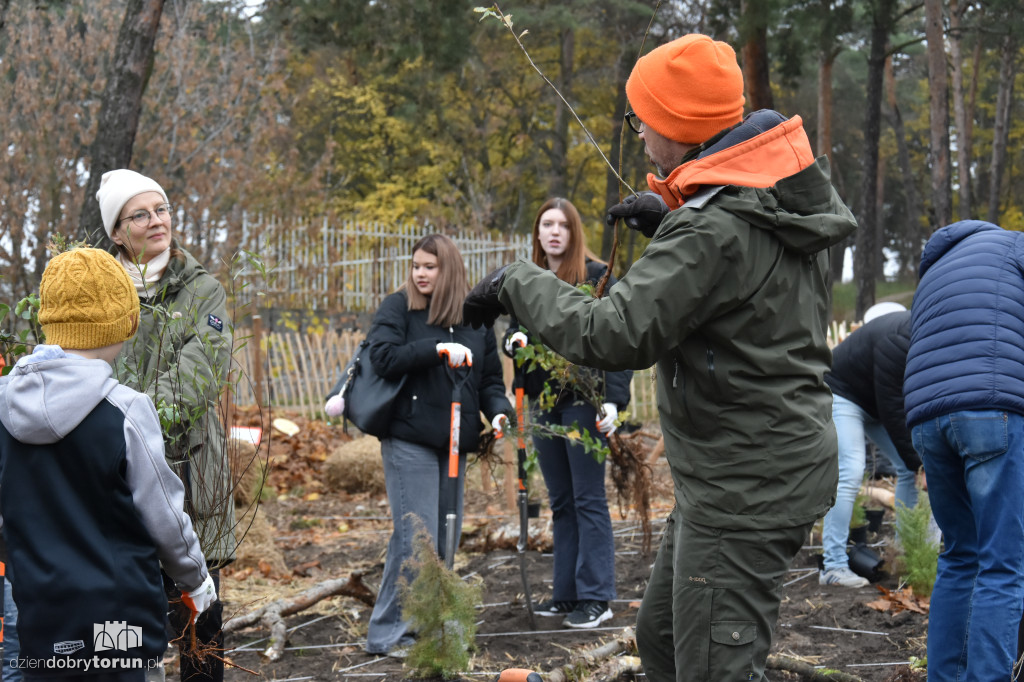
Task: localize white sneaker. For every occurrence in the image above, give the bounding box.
[819,566,870,588]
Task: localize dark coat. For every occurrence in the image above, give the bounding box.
[826,311,920,470]
[504,260,632,409]
[369,290,511,453]
[904,220,1024,426]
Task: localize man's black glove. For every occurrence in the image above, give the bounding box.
[605,191,669,238]
[463,264,512,329]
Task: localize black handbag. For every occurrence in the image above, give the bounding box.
[327,339,407,438]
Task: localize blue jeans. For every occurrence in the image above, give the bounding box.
[912,410,1024,681]
[822,395,918,572]
[365,437,466,654]
[534,403,616,602]
[3,577,20,682]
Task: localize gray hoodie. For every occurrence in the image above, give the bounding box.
[0,345,207,590]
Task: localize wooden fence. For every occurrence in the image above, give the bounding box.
[230,322,659,424]
[235,219,532,312]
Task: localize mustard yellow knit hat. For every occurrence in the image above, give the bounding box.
[38,248,140,349]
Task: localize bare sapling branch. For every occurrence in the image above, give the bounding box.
[475,4,636,196]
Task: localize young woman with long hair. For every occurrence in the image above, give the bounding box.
[361,234,512,656]
[504,198,632,629]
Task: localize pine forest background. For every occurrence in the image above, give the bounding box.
[2,0,1023,329]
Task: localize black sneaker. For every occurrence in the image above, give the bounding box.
[563,600,613,629]
[534,599,578,617]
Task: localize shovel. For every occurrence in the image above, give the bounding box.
[443,364,472,570]
[509,337,537,629]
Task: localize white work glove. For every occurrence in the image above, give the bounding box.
[504,331,528,355]
[324,394,345,417]
[437,342,473,367]
[182,573,217,624]
[596,403,618,436]
[491,413,510,438]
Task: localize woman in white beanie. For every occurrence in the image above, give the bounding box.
[98,168,234,682]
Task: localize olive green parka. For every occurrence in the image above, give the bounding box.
[499,152,856,531]
[116,243,235,562]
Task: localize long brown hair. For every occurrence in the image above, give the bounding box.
[404,234,469,327]
[531,197,602,285]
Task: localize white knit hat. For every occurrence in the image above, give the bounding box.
[95,169,169,239]
[863,301,907,324]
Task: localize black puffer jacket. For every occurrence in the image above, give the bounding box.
[505,261,632,409]
[369,290,511,453]
[825,310,920,471]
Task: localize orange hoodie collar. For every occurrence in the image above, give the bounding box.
[647,115,815,209]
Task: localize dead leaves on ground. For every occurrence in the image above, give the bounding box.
[866,584,930,615]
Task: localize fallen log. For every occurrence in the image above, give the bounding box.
[223,571,375,661]
[862,484,896,509]
[767,654,865,682]
[544,627,637,682]
[459,519,553,553]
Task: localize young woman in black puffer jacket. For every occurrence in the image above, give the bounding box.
[362,234,511,656]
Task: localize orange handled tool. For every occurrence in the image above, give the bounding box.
[495,669,542,682]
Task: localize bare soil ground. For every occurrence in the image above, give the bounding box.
[207,415,928,682]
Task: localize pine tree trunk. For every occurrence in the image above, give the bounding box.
[886,56,924,277]
[924,0,952,228]
[549,27,574,199]
[77,0,166,245]
[855,0,893,320]
[949,0,972,221]
[740,0,774,111]
[986,31,1018,225]
[602,48,632,261]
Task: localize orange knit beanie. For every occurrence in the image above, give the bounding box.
[626,34,745,145]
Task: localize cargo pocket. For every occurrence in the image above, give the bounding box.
[710,620,757,678]
[711,620,756,646]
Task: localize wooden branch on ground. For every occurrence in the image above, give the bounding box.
[767,654,865,682]
[223,571,374,661]
[862,485,896,509]
[646,435,664,464]
[544,627,637,682]
[591,654,643,681]
[459,520,553,553]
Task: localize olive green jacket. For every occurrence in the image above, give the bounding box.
[499,158,856,530]
[116,244,235,561]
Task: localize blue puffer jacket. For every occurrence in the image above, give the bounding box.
[904,220,1024,426]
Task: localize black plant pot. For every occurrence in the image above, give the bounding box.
[865,508,885,534]
[849,524,869,545]
[848,542,885,582]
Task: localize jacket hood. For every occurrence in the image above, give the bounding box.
[648,112,815,209]
[0,345,119,444]
[649,112,854,255]
[919,220,1003,278]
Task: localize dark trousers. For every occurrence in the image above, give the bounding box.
[162,568,222,682]
[534,402,616,602]
[635,507,812,682]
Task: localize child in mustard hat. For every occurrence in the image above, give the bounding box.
[0,248,215,682]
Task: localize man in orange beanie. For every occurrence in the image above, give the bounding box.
[465,33,857,681]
